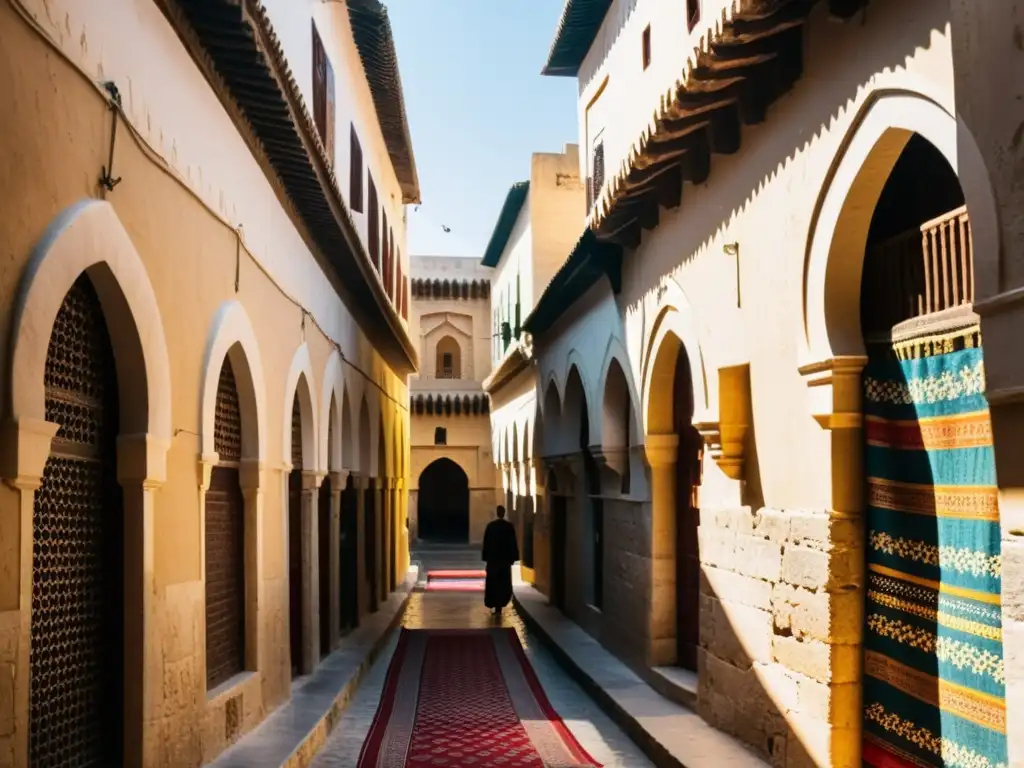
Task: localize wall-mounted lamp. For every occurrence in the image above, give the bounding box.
[723,242,740,257]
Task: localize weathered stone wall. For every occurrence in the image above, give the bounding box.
[697,506,861,767]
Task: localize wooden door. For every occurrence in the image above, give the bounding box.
[551,495,567,611]
[31,276,124,766]
[675,425,701,670]
[288,470,303,676]
[318,475,332,657]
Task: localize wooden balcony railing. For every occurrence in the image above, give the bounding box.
[863,205,973,333]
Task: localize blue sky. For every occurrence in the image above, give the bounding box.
[385,1,578,258]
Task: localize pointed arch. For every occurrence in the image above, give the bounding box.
[319,351,344,472]
[511,421,520,464]
[283,343,318,471]
[541,377,563,457]
[563,364,589,449]
[358,396,371,475]
[642,299,709,436]
[8,199,172,442]
[802,88,1000,362]
[200,300,268,461]
[341,384,355,471]
[594,337,642,449]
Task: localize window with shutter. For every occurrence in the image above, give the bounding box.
[349,126,363,212]
[368,176,379,270]
[382,210,390,293]
[311,22,334,164]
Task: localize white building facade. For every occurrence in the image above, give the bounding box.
[527,0,1024,766]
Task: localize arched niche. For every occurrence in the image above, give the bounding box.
[282,343,319,472]
[319,351,344,472]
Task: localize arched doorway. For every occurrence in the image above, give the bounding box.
[288,393,304,676]
[417,459,470,543]
[672,350,701,671]
[645,326,703,672]
[856,135,1006,767]
[31,275,124,765]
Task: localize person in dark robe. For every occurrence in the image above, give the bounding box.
[482,505,519,616]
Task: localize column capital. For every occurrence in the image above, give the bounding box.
[329,469,349,489]
[644,434,679,468]
[301,469,323,491]
[117,433,169,489]
[0,417,59,491]
[239,459,264,491]
[798,355,868,430]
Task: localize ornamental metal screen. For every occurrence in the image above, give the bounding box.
[32,275,123,767]
[206,359,246,690]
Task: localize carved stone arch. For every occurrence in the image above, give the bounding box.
[561,358,592,450]
[8,199,173,445]
[341,382,356,471]
[200,300,268,462]
[641,295,711,436]
[594,336,642,449]
[541,375,563,456]
[357,395,371,475]
[283,343,319,471]
[802,88,1000,364]
[319,351,344,472]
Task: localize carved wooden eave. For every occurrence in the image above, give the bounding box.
[588,0,870,248]
[482,340,533,396]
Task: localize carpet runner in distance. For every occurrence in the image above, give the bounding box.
[358,628,600,767]
[424,568,485,592]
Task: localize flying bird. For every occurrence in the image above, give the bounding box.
[442,225,451,233]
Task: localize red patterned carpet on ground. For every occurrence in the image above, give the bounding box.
[423,569,485,592]
[358,628,600,767]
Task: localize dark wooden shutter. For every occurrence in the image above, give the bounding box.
[311,22,334,164]
[382,209,390,291]
[32,275,123,766]
[368,176,379,270]
[349,125,363,212]
[592,142,605,203]
[206,358,246,690]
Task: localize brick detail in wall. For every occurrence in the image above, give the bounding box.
[696,506,861,767]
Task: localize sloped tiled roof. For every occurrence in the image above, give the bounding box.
[160,0,418,373]
[481,182,530,268]
[348,0,421,204]
[542,0,613,77]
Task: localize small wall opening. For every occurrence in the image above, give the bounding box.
[417,458,470,543]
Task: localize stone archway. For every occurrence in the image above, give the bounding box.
[418,458,470,543]
[283,343,320,677]
[801,91,1007,768]
[4,199,173,767]
[643,328,703,671]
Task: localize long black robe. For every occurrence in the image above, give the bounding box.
[482,518,520,609]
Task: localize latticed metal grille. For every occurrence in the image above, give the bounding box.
[205,466,246,689]
[291,394,303,468]
[214,358,242,462]
[32,274,123,767]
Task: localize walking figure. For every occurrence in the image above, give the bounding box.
[482,505,519,617]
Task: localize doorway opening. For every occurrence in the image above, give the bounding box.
[288,394,303,677]
[417,458,470,543]
[339,474,359,633]
[548,469,567,612]
[673,347,702,671]
[31,275,124,766]
[855,134,1004,767]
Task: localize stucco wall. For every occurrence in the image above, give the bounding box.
[533,2,1010,765]
[0,2,412,765]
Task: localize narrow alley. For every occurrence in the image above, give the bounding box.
[1,0,1021,766]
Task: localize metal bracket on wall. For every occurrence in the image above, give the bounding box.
[99,81,123,192]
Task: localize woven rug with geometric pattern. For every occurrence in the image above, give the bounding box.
[357,628,600,767]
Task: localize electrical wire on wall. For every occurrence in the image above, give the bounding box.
[6,0,409,416]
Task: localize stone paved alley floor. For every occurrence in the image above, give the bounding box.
[310,546,653,767]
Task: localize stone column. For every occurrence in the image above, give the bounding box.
[795,355,867,767]
[117,434,168,768]
[0,418,59,767]
[644,434,678,667]
[381,478,392,598]
[395,478,408,582]
[327,470,347,652]
[300,470,322,674]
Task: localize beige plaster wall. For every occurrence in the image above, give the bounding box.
[410,415,497,543]
[528,146,587,306]
[0,3,411,766]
